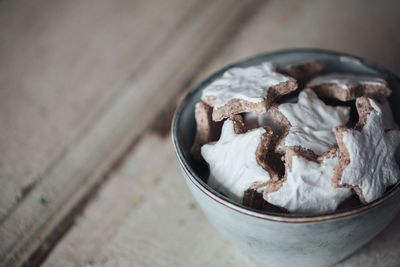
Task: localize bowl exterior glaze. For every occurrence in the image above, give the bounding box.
[181,166,400,267]
[172,49,400,267]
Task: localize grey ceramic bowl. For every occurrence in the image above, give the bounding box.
[171,49,400,267]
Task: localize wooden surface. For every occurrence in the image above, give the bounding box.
[0,0,399,266]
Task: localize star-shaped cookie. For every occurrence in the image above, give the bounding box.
[279,60,324,84]
[264,149,352,214]
[270,88,350,156]
[332,97,400,203]
[201,62,297,121]
[307,73,391,101]
[201,116,278,203]
[190,101,223,160]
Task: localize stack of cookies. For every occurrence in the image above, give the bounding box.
[191,60,400,215]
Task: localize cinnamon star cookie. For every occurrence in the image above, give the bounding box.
[332,97,400,203]
[201,116,278,203]
[201,62,297,121]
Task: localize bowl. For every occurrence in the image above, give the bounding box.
[171,49,400,267]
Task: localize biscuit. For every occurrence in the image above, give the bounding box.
[242,112,259,131]
[242,183,268,210]
[201,117,279,203]
[270,88,350,156]
[242,184,288,212]
[201,62,297,121]
[243,112,283,134]
[263,148,352,214]
[230,114,246,134]
[332,97,400,203]
[279,60,324,83]
[307,73,391,101]
[356,97,398,130]
[256,124,284,179]
[190,102,223,160]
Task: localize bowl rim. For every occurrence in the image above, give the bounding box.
[171,48,400,223]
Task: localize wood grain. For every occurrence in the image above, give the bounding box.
[2,0,400,266]
[0,0,264,265]
[44,1,400,266]
[194,0,400,83]
[43,134,255,267]
[0,0,199,219]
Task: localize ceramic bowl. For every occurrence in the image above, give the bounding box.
[171,49,400,267]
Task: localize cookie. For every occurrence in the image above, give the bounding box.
[270,88,350,156]
[190,102,223,160]
[230,114,246,134]
[201,117,278,203]
[307,73,391,101]
[201,62,297,121]
[332,97,400,203]
[377,98,399,129]
[244,112,283,134]
[279,60,324,83]
[243,112,259,131]
[356,97,398,130]
[242,184,287,212]
[243,112,286,178]
[263,148,352,214]
[242,183,268,210]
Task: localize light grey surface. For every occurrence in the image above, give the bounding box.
[3,0,400,265]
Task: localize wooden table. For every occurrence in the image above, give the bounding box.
[1,0,400,266]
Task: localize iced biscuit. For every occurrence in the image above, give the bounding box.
[332,97,400,203]
[356,97,398,130]
[377,98,399,129]
[230,114,246,134]
[279,60,324,83]
[307,73,391,101]
[190,102,223,160]
[270,88,350,156]
[201,62,297,121]
[243,112,260,131]
[264,149,352,214]
[242,183,268,210]
[243,112,282,134]
[201,117,278,203]
[242,183,287,212]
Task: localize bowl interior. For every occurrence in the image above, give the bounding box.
[172,49,400,219]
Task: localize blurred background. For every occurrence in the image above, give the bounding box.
[1,0,399,266]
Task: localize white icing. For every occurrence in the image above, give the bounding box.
[307,73,387,89]
[255,185,267,194]
[201,120,271,203]
[244,112,282,134]
[201,62,289,108]
[279,89,350,154]
[340,98,400,202]
[369,98,398,129]
[267,154,352,214]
